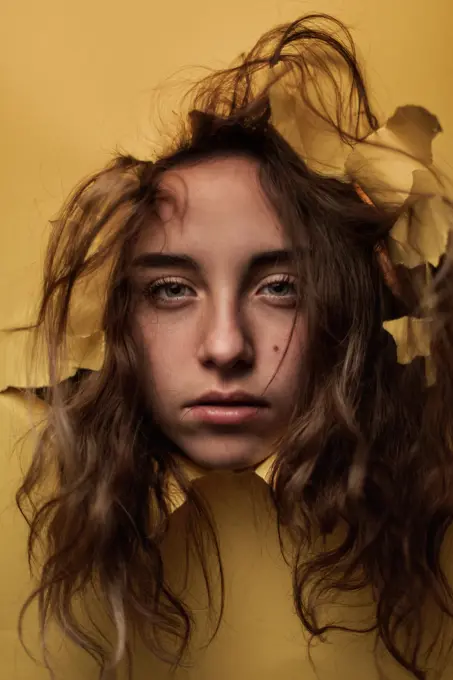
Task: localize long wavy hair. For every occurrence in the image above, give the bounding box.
[16,13,453,680]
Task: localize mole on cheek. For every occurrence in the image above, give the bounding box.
[273,345,280,352]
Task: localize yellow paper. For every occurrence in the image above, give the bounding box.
[254,452,276,483]
[0,327,104,392]
[345,105,442,207]
[383,316,431,363]
[167,453,277,513]
[388,169,452,269]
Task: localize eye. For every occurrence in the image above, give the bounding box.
[143,277,196,305]
[257,275,297,304]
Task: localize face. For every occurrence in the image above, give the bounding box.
[130,156,306,470]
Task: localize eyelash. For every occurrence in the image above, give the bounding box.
[258,275,297,300]
[142,274,297,306]
[143,277,193,303]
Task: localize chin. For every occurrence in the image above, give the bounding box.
[182,436,270,471]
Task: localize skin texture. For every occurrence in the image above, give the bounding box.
[131,156,306,469]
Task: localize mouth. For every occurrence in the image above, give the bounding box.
[184,391,270,426]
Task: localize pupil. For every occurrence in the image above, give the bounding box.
[273,282,288,294]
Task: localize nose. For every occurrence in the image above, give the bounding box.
[197,298,254,372]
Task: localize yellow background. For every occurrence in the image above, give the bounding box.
[1,0,452,330]
[1,1,452,678]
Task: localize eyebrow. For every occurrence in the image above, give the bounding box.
[131,249,294,272]
[132,252,199,270]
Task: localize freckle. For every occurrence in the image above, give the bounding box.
[273,345,279,352]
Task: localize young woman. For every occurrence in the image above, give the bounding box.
[6,13,453,680]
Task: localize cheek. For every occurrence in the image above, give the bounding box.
[133,313,189,397]
[261,312,306,359]
[264,314,307,389]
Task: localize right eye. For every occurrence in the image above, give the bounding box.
[143,277,196,305]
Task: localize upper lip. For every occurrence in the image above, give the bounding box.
[186,390,270,407]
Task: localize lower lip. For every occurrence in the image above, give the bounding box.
[187,404,266,425]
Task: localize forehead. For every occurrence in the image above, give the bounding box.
[133,156,286,260]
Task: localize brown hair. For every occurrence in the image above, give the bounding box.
[17,13,453,680]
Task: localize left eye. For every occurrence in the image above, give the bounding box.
[258,277,297,298]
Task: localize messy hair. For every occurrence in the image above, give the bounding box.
[17,13,453,680]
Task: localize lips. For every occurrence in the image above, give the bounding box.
[188,390,269,408]
[184,390,270,425]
